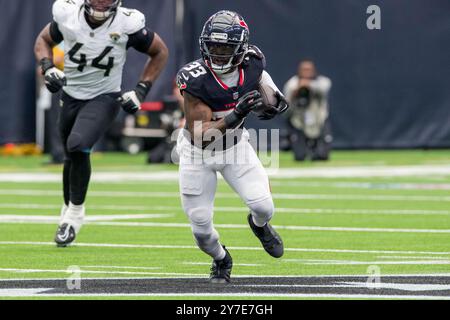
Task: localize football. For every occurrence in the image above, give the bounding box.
[253,82,278,115]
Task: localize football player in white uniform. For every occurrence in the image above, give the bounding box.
[34,0,169,247]
[176,11,289,283]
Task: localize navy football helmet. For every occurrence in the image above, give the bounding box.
[84,0,121,22]
[200,11,250,74]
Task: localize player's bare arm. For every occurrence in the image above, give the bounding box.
[184,91,224,147]
[139,33,169,84]
[34,24,57,62]
[34,23,66,94]
[120,32,169,114]
[184,90,263,147]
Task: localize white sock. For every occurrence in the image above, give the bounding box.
[59,204,69,225]
[214,245,226,261]
[252,214,267,228]
[61,202,85,234]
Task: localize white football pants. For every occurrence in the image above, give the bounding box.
[177,129,275,260]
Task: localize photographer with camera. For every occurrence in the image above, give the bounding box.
[283,60,332,161]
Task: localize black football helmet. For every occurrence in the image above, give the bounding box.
[200,10,250,74]
[84,0,121,22]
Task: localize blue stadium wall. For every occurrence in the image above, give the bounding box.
[0,0,449,148]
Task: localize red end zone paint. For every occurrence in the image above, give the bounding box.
[140,102,164,112]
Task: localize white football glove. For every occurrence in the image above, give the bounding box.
[44,67,67,93]
[40,57,66,93]
[120,90,142,114]
[119,81,152,114]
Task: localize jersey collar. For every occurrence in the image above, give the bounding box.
[205,61,245,91]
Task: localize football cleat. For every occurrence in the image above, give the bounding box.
[209,247,233,284]
[54,223,76,248]
[247,214,284,258]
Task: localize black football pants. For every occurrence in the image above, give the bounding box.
[58,91,121,205]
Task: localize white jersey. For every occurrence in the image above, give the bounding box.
[53,0,146,100]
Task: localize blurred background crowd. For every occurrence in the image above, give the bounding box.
[1,0,449,163]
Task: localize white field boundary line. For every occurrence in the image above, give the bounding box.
[1,204,448,216]
[2,165,450,182]
[1,268,450,284]
[1,241,449,256]
[236,283,450,292]
[2,189,450,202]
[0,291,449,299]
[1,274,450,282]
[1,219,449,234]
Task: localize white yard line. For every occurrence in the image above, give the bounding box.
[182,262,264,267]
[1,204,448,216]
[1,165,450,183]
[84,222,450,234]
[80,266,162,270]
[376,256,450,260]
[283,259,450,265]
[0,291,448,299]
[1,219,449,234]
[272,194,450,202]
[0,214,172,223]
[269,181,450,190]
[1,241,449,256]
[266,166,450,178]
[0,203,159,211]
[303,260,450,265]
[2,189,450,202]
[0,268,201,277]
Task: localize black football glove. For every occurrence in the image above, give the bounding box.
[258,91,290,121]
[224,90,263,128]
[119,81,152,114]
[40,58,66,94]
[235,90,263,117]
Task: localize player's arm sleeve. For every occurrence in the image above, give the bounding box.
[260,71,283,96]
[127,28,155,53]
[49,21,64,44]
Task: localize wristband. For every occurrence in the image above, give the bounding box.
[39,58,55,75]
[135,81,153,101]
[224,111,245,129]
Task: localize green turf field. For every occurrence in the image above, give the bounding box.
[0,150,449,299]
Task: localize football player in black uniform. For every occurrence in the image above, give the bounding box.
[176,11,288,283]
[34,0,169,247]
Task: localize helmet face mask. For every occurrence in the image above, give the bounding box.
[84,0,121,22]
[200,11,249,74]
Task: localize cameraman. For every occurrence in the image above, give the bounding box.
[283,60,332,161]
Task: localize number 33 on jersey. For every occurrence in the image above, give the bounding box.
[53,0,146,100]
